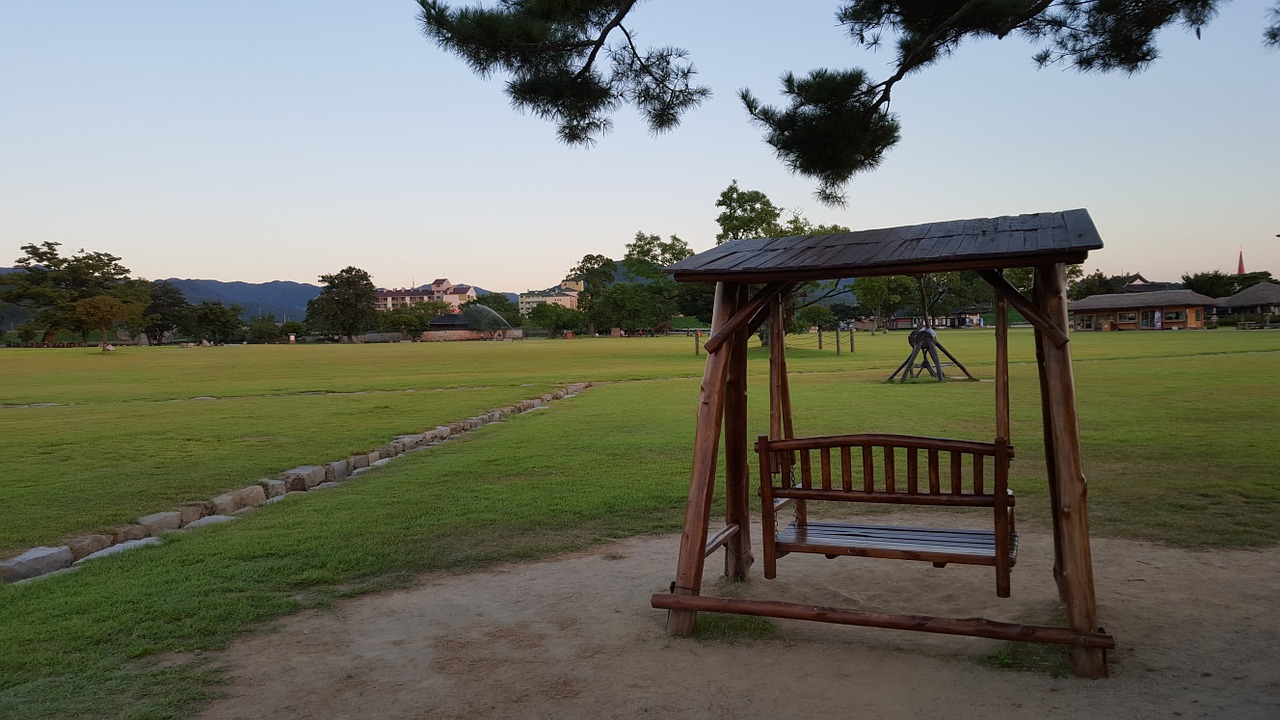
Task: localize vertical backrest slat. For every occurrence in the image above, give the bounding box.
[883,446,895,493]
[906,447,919,494]
[820,448,832,490]
[800,449,812,489]
[862,445,875,493]
[950,451,963,494]
[928,449,940,494]
[973,454,985,495]
[840,446,853,491]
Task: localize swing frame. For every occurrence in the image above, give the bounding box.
[649,210,1115,677]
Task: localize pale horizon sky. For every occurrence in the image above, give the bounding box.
[2,1,1277,293]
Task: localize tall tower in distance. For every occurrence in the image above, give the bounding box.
[1237,246,1245,275]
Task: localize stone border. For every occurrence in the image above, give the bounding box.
[0,384,592,585]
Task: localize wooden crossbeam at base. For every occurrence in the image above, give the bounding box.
[650,593,1115,649]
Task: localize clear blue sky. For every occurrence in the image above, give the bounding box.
[2,1,1277,293]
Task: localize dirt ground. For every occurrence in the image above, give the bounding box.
[198,514,1280,720]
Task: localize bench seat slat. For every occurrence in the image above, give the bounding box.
[777,521,1018,565]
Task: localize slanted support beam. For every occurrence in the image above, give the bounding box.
[1032,263,1107,678]
[703,281,789,354]
[979,269,1069,347]
[666,282,737,635]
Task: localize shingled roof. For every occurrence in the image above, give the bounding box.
[1219,281,1280,309]
[665,209,1102,283]
[1068,289,1218,311]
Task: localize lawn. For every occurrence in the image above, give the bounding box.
[0,330,1277,719]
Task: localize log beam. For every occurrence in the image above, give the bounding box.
[650,594,1116,649]
[979,269,1069,347]
[1033,263,1108,678]
[703,281,789,354]
[723,284,753,579]
[666,283,736,635]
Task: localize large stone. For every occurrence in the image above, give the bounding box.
[236,484,267,508]
[211,491,242,515]
[435,426,452,438]
[351,454,370,469]
[281,465,327,490]
[365,451,382,466]
[329,460,350,481]
[115,524,150,543]
[183,515,238,529]
[1,546,73,583]
[395,435,422,450]
[179,502,211,525]
[258,478,288,498]
[73,537,161,565]
[66,534,113,561]
[137,511,182,534]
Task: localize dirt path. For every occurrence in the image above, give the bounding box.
[198,516,1280,720]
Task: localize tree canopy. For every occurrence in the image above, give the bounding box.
[1,242,146,342]
[139,280,193,346]
[419,0,1258,204]
[191,301,243,344]
[1182,269,1276,299]
[305,267,380,342]
[75,295,129,350]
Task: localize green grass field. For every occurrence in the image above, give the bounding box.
[1,330,1278,719]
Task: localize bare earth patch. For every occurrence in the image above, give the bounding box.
[198,515,1280,720]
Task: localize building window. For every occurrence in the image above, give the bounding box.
[1078,314,1094,330]
[1165,310,1186,321]
[1194,308,1202,321]
[1118,311,1137,322]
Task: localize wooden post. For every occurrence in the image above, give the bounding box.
[770,295,801,524]
[995,294,1010,440]
[817,328,823,350]
[1033,263,1107,678]
[666,283,735,635]
[694,330,701,356]
[724,284,753,580]
[835,326,841,355]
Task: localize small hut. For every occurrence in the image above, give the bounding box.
[650,209,1114,678]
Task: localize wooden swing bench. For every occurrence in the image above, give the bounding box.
[757,432,1017,597]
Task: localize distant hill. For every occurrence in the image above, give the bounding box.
[165,278,517,321]
[3,269,516,322]
[461,286,519,305]
[163,279,320,321]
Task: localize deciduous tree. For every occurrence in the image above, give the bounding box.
[191,301,243,344]
[527,302,587,337]
[75,295,128,350]
[1,242,138,342]
[247,314,283,343]
[715,180,782,243]
[139,280,193,346]
[305,267,379,342]
[853,275,913,331]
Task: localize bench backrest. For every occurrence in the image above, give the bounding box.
[756,433,1013,507]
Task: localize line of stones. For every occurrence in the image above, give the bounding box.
[0,383,592,585]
